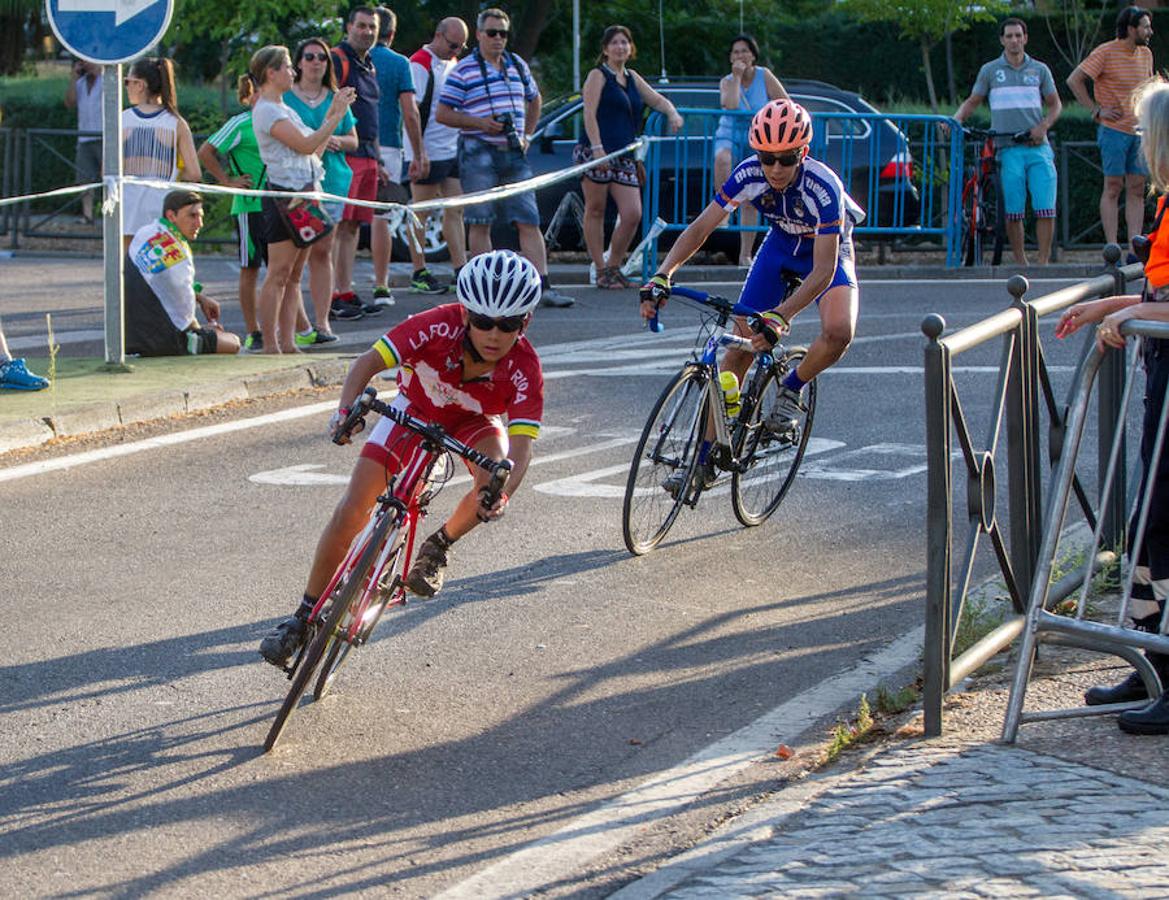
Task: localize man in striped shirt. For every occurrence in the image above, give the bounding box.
[1068,5,1155,258]
[952,18,1061,265]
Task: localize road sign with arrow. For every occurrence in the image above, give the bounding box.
[46,0,173,64]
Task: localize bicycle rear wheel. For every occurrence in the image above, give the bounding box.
[982,170,1005,266]
[263,506,397,751]
[622,366,709,555]
[314,531,405,701]
[731,349,816,527]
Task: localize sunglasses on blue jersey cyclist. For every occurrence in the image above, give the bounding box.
[468,312,526,333]
[756,149,803,168]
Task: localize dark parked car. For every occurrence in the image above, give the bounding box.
[389,77,920,259]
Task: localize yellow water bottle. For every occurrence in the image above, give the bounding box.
[718,370,741,419]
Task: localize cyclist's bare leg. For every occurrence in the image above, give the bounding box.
[304,456,391,598]
[794,283,857,383]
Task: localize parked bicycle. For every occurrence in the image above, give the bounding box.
[622,285,815,555]
[959,127,1028,267]
[264,387,511,751]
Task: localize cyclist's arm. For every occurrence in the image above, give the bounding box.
[501,434,533,497]
[336,348,388,412]
[655,199,730,279]
[775,232,838,322]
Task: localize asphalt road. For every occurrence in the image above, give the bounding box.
[0,266,1094,897]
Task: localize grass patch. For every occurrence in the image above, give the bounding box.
[953,588,1010,658]
[823,694,874,765]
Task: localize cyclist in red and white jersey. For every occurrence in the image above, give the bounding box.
[260,249,545,667]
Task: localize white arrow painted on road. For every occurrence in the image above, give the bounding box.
[58,0,160,27]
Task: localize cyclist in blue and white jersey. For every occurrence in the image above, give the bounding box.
[640,99,863,479]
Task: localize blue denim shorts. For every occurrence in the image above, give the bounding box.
[458,137,540,226]
[1098,125,1147,177]
[999,144,1057,219]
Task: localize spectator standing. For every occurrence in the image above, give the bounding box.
[283,37,359,346]
[405,17,471,294]
[437,7,573,308]
[120,57,200,249]
[713,35,788,267]
[951,18,1062,266]
[250,45,355,353]
[198,77,268,351]
[1055,80,1169,735]
[0,320,49,391]
[64,58,102,224]
[369,5,431,303]
[124,190,240,357]
[1068,6,1154,258]
[330,7,384,321]
[576,25,682,289]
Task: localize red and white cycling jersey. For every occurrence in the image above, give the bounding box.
[371,303,544,439]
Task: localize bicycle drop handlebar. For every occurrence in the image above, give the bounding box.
[333,387,513,507]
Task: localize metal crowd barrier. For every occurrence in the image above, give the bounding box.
[922,245,1145,736]
[1003,315,1169,741]
[640,109,963,278]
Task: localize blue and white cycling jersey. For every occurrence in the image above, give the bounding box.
[715,155,865,310]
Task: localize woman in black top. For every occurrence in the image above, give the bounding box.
[575,25,682,289]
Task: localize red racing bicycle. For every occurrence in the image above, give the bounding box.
[263,387,511,751]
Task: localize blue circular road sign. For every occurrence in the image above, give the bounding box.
[46,0,174,65]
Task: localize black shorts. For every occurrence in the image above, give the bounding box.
[260,184,302,245]
[124,263,219,357]
[236,211,268,269]
[411,156,459,186]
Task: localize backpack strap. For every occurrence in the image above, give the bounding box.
[331,47,350,88]
[418,67,436,136]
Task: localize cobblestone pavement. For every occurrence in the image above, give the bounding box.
[643,742,1169,897]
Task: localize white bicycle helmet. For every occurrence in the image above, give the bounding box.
[457,250,543,317]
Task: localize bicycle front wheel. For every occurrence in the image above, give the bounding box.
[264,506,397,751]
[314,530,405,701]
[622,366,710,555]
[731,349,816,527]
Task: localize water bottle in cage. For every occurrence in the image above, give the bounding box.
[718,370,741,419]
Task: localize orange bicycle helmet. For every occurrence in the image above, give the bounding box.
[748,100,813,152]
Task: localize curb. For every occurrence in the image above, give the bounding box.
[0,358,351,457]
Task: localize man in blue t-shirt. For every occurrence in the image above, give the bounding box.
[369,5,429,305]
[952,18,1062,265]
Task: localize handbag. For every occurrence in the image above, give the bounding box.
[274,185,334,248]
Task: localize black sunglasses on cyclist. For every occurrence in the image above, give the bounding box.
[300,51,329,62]
[468,312,526,332]
[757,150,802,168]
[483,28,509,38]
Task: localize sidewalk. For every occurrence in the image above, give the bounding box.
[614,641,1169,898]
[0,352,350,454]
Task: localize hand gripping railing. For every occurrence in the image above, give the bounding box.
[922,244,1144,736]
[1003,315,1169,742]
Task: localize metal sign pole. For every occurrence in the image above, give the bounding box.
[101,62,127,369]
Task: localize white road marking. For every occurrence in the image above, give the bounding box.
[0,401,336,485]
[249,434,641,487]
[435,626,925,900]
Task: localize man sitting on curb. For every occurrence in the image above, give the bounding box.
[126,190,241,357]
[0,319,49,391]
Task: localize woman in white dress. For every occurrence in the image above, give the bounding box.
[121,57,200,249]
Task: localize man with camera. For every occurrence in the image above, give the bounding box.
[952,17,1062,265]
[436,7,573,308]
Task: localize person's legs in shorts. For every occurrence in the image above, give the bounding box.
[1124,132,1149,253]
[498,151,546,274]
[372,147,407,297]
[1099,125,1133,247]
[1027,144,1058,265]
[237,212,267,340]
[459,138,500,256]
[999,146,1030,265]
[75,140,101,222]
[405,158,460,292]
[334,155,378,301]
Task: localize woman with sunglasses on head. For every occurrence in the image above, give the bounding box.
[575,25,682,290]
[640,99,863,486]
[249,45,355,354]
[121,56,201,250]
[281,37,360,346]
[259,250,545,667]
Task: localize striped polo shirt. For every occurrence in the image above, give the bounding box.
[439,48,538,147]
[972,53,1057,148]
[1078,39,1154,135]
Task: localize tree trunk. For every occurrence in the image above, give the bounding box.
[921,37,939,114]
[512,0,553,61]
[0,12,28,76]
[945,31,957,106]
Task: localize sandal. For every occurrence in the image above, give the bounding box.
[595,266,622,289]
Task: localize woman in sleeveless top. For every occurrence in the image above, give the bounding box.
[121,57,200,248]
[713,35,788,267]
[575,25,682,289]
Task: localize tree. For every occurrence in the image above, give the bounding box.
[0,0,40,76]
[841,0,1008,111]
[1043,0,1110,69]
